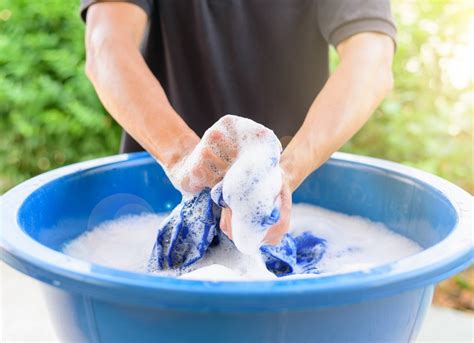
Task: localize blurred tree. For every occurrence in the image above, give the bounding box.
[0,0,472,193]
[0,0,120,192]
[339,0,473,193]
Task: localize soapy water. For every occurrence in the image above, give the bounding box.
[166,115,283,255]
[63,204,422,281]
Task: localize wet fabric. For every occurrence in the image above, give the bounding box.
[147,188,219,270]
[147,187,326,276]
[260,232,326,276]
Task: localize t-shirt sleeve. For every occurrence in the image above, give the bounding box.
[80,0,153,21]
[317,0,396,48]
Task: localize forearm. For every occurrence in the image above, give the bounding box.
[281,33,394,190]
[85,4,198,169]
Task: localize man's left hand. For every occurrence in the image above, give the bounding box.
[219,171,292,246]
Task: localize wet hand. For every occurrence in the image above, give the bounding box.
[220,171,292,246]
[179,130,238,193]
[168,117,239,193]
[168,115,270,194]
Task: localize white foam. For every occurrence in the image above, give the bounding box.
[63,213,160,273]
[289,204,423,274]
[169,115,283,254]
[179,265,245,281]
[63,204,423,281]
[220,124,282,254]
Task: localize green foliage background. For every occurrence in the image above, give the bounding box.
[1,0,473,194]
[0,0,120,193]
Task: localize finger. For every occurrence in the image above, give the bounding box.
[207,130,238,163]
[220,115,235,126]
[180,172,207,193]
[202,146,228,171]
[218,134,238,162]
[200,147,229,186]
[188,163,208,188]
[181,146,229,191]
[219,115,239,146]
[254,127,268,139]
[262,185,292,245]
[263,216,289,245]
[219,115,237,135]
[207,129,224,143]
[183,153,218,192]
[220,207,233,239]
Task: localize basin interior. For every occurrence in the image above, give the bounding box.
[18,155,457,256]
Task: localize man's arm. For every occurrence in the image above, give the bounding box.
[262,32,394,244]
[85,3,199,169]
[280,32,394,191]
[86,3,237,192]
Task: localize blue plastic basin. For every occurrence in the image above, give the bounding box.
[1,152,472,342]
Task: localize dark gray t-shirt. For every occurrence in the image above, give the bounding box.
[81,0,396,152]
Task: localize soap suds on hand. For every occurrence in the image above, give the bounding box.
[166,115,283,255]
[63,204,422,281]
[214,116,282,254]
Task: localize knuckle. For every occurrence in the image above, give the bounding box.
[201,147,214,158]
[221,114,233,124]
[208,130,222,140]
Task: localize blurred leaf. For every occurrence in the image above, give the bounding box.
[0,0,120,193]
[341,0,474,194]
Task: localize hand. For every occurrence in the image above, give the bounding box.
[167,116,239,193]
[220,171,292,246]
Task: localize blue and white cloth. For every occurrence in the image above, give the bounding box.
[147,187,326,276]
[147,189,219,270]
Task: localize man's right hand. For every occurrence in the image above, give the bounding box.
[167,116,239,194]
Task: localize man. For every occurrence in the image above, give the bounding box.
[81,0,395,245]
